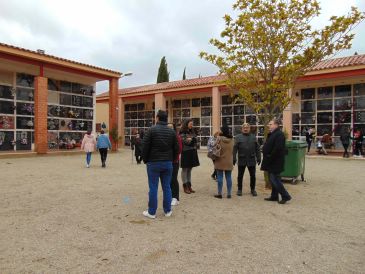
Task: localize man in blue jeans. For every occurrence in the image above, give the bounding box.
[142,110,179,219]
[261,118,292,204]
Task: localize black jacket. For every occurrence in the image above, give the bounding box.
[261,128,286,174]
[340,131,351,145]
[131,136,143,156]
[142,121,179,163]
[233,133,261,167]
[305,131,314,142]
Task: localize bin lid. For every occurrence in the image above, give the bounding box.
[286,140,307,148]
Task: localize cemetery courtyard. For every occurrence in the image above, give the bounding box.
[0,151,364,273]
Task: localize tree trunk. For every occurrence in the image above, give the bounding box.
[264,171,271,189]
[262,111,275,189]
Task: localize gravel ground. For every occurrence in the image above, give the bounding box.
[0,150,364,274]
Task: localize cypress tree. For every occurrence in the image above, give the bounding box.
[157,56,169,83]
[182,67,186,80]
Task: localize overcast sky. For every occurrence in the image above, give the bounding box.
[0,0,364,93]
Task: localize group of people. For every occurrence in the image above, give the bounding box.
[80,129,112,168]
[343,128,364,158]
[305,126,364,157]
[78,112,364,219]
[140,110,291,219]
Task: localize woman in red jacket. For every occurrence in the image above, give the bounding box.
[168,123,183,206]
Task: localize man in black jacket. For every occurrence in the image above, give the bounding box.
[233,123,261,197]
[142,110,179,218]
[261,119,292,204]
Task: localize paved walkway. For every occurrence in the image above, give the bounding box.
[0,150,364,273]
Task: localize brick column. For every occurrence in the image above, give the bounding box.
[154,93,165,112]
[167,97,173,123]
[109,78,119,151]
[34,76,48,154]
[283,88,293,140]
[212,86,221,134]
[118,97,124,148]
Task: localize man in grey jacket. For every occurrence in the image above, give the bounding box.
[233,123,261,196]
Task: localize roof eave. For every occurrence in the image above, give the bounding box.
[0,43,122,79]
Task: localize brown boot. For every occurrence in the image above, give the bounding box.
[183,183,191,194]
[188,182,195,193]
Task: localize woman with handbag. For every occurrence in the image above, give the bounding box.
[180,119,200,194]
[214,125,234,199]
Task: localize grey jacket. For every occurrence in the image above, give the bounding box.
[233,133,261,167]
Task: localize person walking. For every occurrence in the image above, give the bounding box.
[81,129,96,168]
[305,127,315,153]
[142,110,179,219]
[180,119,200,194]
[131,132,144,164]
[340,127,351,158]
[214,125,234,199]
[168,123,183,206]
[96,130,112,167]
[233,123,261,197]
[261,119,292,204]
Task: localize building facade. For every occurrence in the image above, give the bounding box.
[0,43,121,153]
[96,54,365,150]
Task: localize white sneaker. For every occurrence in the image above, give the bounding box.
[171,198,179,206]
[142,210,156,219]
[165,211,172,217]
[86,164,90,168]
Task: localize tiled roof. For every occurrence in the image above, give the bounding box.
[311,54,365,71]
[97,74,227,97]
[0,42,122,75]
[97,54,365,98]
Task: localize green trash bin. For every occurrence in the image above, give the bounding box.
[280,140,307,184]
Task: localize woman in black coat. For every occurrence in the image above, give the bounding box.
[261,119,291,204]
[131,131,144,164]
[180,119,200,194]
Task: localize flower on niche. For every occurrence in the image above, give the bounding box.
[26,120,33,127]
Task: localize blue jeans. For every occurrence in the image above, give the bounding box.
[146,161,173,215]
[217,170,232,195]
[268,173,291,200]
[86,152,92,165]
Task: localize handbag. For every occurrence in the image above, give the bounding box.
[207,137,221,160]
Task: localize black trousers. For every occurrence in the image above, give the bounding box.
[171,162,180,200]
[354,143,363,156]
[343,143,349,157]
[237,165,256,191]
[307,140,312,152]
[99,148,108,163]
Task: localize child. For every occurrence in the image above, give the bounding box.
[316,138,327,155]
[81,129,96,167]
[96,130,112,167]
